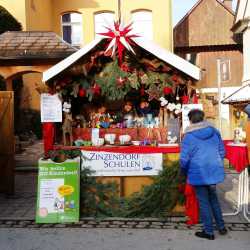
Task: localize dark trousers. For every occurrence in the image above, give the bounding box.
[194,185,225,235]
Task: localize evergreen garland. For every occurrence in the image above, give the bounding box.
[124,161,185,217]
[80,161,185,218]
[94,59,132,101]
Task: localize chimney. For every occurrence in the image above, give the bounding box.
[223,0,232,10]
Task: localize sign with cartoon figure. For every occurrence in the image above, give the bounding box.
[36,158,80,223]
[81,151,163,176]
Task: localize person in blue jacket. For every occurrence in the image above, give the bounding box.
[180,109,227,240]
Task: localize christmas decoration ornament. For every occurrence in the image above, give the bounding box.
[146,84,162,101]
[116,76,126,87]
[98,21,138,64]
[63,102,71,113]
[159,97,168,106]
[140,86,145,96]
[91,83,101,95]
[78,88,86,97]
[71,84,79,98]
[163,86,172,95]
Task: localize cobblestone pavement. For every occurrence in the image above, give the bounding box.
[0,228,250,250]
[15,140,43,170]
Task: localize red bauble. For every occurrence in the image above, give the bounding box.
[116,76,126,87]
[121,63,130,72]
[92,84,101,95]
[172,74,179,82]
[78,88,86,97]
[182,95,189,104]
[163,87,173,95]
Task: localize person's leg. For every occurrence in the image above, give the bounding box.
[194,185,214,235]
[207,185,225,230]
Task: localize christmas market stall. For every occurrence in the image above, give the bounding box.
[37,21,201,222]
[221,83,250,222]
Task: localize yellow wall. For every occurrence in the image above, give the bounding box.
[21,73,42,111]
[25,0,52,31]
[0,0,27,29]
[0,0,172,49]
[51,0,172,50]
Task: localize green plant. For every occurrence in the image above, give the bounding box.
[80,167,122,217]
[80,161,185,218]
[124,161,185,217]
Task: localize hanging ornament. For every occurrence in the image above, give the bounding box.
[91,83,101,95]
[78,88,86,97]
[140,73,149,85]
[159,97,168,107]
[163,86,173,95]
[172,74,179,82]
[116,76,126,87]
[128,72,139,89]
[120,62,130,72]
[140,86,145,96]
[146,85,162,101]
[182,95,189,104]
[71,84,79,98]
[98,21,138,64]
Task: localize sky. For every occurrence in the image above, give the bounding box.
[173,0,238,26]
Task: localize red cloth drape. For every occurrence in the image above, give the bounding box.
[224,141,249,173]
[185,183,199,225]
[42,122,55,156]
[54,145,180,154]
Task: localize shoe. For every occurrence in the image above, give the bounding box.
[218,228,228,235]
[195,231,215,240]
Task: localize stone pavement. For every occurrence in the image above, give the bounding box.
[15,140,43,170]
[0,228,250,250]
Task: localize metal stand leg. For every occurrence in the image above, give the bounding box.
[243,168,250,222]
[223,168,250,222]
[223,171,244,216]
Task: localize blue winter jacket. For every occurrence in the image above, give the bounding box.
[180,121,225,186]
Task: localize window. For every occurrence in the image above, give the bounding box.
[61,12,82,46]
[218,59,231,82]
[94,12,115,38]
[131,10,153,40]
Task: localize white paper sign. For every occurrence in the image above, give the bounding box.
[81,151,163,176]
[182,104,203,132]
[41,94,62,122]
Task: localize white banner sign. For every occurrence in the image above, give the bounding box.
[182,104,203,132]
[41,94,62,122]
[81,151,163,176]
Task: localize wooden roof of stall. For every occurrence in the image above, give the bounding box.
[0,31,77,61]
[222,82,250,104]
[174,0,236,48]
[43,37,201,82]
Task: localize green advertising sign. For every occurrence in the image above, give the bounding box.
[36,157,80,223]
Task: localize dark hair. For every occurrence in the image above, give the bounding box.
[188,109,204,124]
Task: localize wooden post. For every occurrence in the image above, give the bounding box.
[0,91,15,194]
[5,78,13,91]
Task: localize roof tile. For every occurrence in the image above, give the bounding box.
[0,31,77,59]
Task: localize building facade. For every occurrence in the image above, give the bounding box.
[0,0,173,50]
[174,0,243,138]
